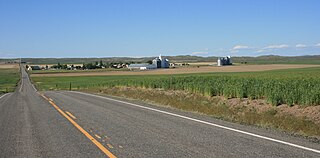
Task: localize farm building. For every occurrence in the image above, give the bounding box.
[152,54,170,68]
[27,65,41,71]
[128,64,157,70]
[217,56,232,66]
[128,54,170,70]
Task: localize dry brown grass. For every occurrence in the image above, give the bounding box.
[31,64,320,77]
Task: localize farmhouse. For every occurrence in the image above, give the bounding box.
[27,65,41,71]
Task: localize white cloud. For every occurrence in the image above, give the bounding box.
[256,49,268,53]
[264,44,289,49]
[295,44,306,48]
[0,52,16,58]
[230,50,239,53]
[232,45,249,50]
[191,51,208,55]
[315,43,320,47]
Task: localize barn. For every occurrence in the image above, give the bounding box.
[128,64,157,70]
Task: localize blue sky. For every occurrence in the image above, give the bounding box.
[0,0,319,58]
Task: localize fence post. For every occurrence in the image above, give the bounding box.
[69,82,72,91]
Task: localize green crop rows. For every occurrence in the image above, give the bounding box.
[0,68,20,94]
[32,67,320,106]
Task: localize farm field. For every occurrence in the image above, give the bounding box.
[0,64,20,94]
[30,64,320,77]
[32,66,320,137]
[0,64,19,69]
[32,66,320,106]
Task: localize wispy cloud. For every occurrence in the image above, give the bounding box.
[0,52,17,58]
[230,50,239,53]
[295,44,307,48]
[264,44,289,49]
[256,49,269,53]
[214,42,320,56]
[232,45,249,50]
[191,51,208,55]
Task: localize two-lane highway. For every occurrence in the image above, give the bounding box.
[0,66,106,157]
[1,66,320,157]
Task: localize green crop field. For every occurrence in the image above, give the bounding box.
[0,68,20,94]
[32,67,320,106]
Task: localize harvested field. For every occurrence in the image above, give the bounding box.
[176,62,217,65]
[31,64,320,77]
[0,64,19,69]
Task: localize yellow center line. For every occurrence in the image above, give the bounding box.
[39,95,116,158]
[40,94,49,101]
[65,111,77,120]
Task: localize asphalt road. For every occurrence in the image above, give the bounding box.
[0,66,320,157]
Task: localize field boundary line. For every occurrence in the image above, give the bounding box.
[70,91,320,154]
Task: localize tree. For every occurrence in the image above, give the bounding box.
[57,62,61,69]
[147,60,153,64]
[61,64,67,69]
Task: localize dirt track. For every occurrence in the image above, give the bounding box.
[31,64,320,77]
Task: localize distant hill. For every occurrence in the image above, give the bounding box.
[231,55,320,64]
[1,55,320,65]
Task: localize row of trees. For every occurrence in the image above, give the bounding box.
[51,63,68,69]
[51,60,141,70]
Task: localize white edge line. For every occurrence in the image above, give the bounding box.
[31,83,37,92]
[0,93,11,100]
[24,69,37,92]
[69,91,320,154]
[28,76,37,92]
[19,78,23,92]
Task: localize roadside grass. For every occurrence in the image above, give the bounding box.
[0,68,20,94]
[90,87,320,138]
